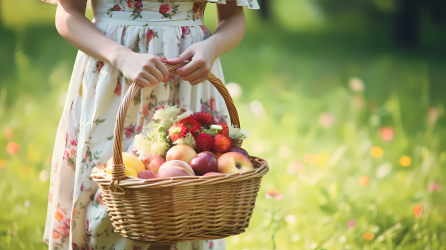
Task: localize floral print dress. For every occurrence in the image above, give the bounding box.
[40,0,259,250]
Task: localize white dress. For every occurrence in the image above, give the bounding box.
[41,0,259,250]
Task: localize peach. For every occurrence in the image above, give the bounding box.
[140,155,166,173]
[137,170,158,179]
[107,152,145,173]
[217,152,254,174]
[158,160,195,178]
[203,172,223,176]
[166,144,197,164]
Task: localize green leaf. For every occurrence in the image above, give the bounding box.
[94,118,106,125]
[200,98,210,107]
[320,188,330,201]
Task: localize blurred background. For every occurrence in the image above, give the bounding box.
[1,0,446,249]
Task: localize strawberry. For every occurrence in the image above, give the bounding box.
[213,134,232,154]
[215,122,229,136]
[168,123,187,142]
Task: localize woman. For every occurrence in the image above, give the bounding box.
[42,0,259,249]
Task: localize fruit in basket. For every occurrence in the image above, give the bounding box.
[105,165,138,177]
[195,133,214,152]
[140,155,166,173]
[215,122,229,136]
[227,146,249,158]
[137,170,158,179]
[107,152,145,173]
[158,160,195,178]
[190,151,218,175]
[217,152,254,173]
[203,172,222,176]
[213,134,233,154]
[166,144,197,163]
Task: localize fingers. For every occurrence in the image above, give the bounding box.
[176,57,208,76]
[137,71,159,87]
[142,58,165,83]
[178,65,206,80]
[159,56,168,64]
[189,75,208,86]
[165,49,194,65]
[134,76,151,87]
[178,65,211,85]
[155,58,169,82]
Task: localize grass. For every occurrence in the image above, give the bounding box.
[2,2,446,250]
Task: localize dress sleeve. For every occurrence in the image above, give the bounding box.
[207,0,260,9]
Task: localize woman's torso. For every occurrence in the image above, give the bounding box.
[92,0,208,26]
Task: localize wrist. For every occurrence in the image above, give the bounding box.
[108,46,133,70]
[201,39,220,60]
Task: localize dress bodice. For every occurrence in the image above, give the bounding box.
[91,0,259,25]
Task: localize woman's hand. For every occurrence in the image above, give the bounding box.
[115,52,169,88]
[161,1,245,86]
[162,41,218,85]
[56,0,170,88]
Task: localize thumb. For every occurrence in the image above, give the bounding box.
[165,49,194,65]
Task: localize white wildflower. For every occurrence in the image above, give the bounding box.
[174,110,193,123]
[228,124,249,140]
[174,132,196,148]
[134,134,152,156]
[153,105,180,121]
[151,141,170,158]
[152,105,181,129]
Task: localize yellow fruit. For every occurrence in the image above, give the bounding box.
[106,152,145,173]
[105,165,138,177]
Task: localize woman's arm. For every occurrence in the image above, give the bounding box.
[56,0,169,86]
[163,1,246,85]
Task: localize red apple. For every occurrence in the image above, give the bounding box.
[190,151,218,176]
[203,172,223,176]
[217,152,254,173]
[166,144,197,163]
[158,160,195,178]
[227,146,249,158]
[140,155,166,173]
[137,170,158,179]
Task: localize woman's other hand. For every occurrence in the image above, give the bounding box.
[161,41,218,85]
[161,1,245,86]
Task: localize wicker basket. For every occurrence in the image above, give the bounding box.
[91,62,269,245]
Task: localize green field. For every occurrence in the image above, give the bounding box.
[2,1,446,249]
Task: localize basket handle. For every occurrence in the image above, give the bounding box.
[109,62,240,187]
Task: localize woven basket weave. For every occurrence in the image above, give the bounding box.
[91,62,269,244]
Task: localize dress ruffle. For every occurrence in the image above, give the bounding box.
[41,0,260,9]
